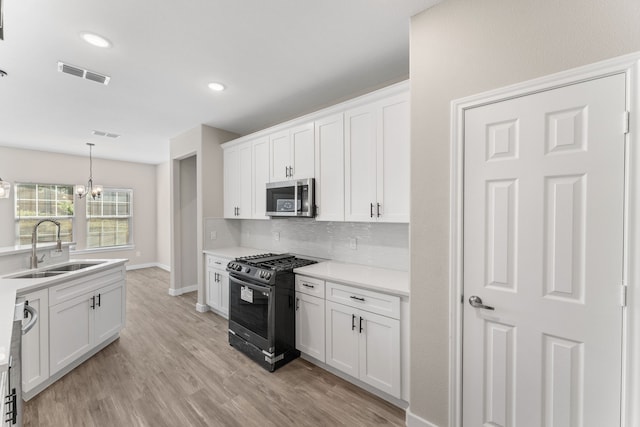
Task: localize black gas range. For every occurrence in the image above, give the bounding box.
[227,253,317,371]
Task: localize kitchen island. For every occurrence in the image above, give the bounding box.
[0,244,127,404]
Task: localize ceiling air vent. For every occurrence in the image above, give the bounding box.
[92,130,120,138]
[57,61,110,85]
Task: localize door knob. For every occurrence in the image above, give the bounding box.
[469,295,495,310]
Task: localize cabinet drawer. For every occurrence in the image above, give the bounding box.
[295,275,325,297]
[326,282,400,320]
[49,267,125,306]
[207,255,231,270]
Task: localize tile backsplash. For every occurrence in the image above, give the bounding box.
[205,218,409,271]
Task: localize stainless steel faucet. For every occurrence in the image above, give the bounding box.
[31,218,62,269]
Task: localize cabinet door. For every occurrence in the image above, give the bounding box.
[219,271,230,318]
[358,311,401,398]
[377,93,410,223]
[296,292,325,362]
[314,114,344,221]
[270,130,290,182]
[238,143,253,219]
[252,137,270,219]
[325,301,358,378]
[206,269,221,310]
[21,289,49,393]
[223,147,239,218]
[49,293,94,375]
[94,281,125,343]
[345,105,378,222]
[290,122,314,179]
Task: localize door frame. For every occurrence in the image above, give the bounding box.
[449,51,640,427]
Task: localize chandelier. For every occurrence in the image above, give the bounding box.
[76,143,102,199]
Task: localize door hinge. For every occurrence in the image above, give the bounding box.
[624,110,630,135]
[621,284,628,308]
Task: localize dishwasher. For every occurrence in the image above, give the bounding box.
[4,299,38,427]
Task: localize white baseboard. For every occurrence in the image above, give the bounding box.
[126,262,171,272]
[168,284,197,296]
[195,303,209,313]
[406,408,439,427]
[155,263,171,272]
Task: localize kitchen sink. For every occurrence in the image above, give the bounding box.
[5,261,106,279]
[45,262,104,272]
[12,271,66,279]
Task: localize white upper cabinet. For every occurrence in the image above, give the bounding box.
[222,81,409,223]
[270,122,315,182]
[223,142,252,219]
[345,91,409,223]
[314,113,345,221]
[252,137,270,219]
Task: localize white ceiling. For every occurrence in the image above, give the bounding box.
[0,0,438,164]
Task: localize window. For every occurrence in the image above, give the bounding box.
[15,183,75,245]
[87,188,133,249]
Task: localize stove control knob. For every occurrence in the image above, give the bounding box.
[265,273,271,281]
[245,267,251,273]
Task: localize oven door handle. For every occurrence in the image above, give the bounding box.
[229,275,271,293]
[22,304,38,335]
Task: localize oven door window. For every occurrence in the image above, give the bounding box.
[229,279,270,340]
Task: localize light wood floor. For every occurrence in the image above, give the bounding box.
[24,268,405,426]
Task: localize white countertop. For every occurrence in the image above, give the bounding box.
[294,261,409,297]
[0,242,74,257]
[203,247,268,260]
[0,258,127,372]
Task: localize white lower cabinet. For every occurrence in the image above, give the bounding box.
[21,289,49,394]
[295,276,326,362]
[325,301,400,398]
[206,255,230,318]
[325,281,401,398]
[49,267,126,376]
[296,274,403,401]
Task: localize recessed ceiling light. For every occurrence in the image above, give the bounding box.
[81,32,112,48]
[208,82,225,92]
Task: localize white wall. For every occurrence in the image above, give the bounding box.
[409,0,640,425]
[0,146,158,267]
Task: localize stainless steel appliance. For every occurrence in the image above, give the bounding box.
[265,178,315,217]
[227,253,317,371]
[4,299,37,426]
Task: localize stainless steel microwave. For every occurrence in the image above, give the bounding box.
[266,178,315,217]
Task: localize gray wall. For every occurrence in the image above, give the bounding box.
[409,0,640,425]
[156,161,171,269]
[0,146,158,267]
[179,156,197,288]
[169,125,238,299]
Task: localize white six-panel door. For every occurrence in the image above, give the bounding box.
[463,74,626,426]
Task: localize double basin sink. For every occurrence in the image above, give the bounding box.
[8,262,106,279]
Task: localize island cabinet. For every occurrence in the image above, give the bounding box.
[205,254,231,318]
[20,288,49,394]
[325,282,401,398]
[49,266,125,376]
[295,276,325,362]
